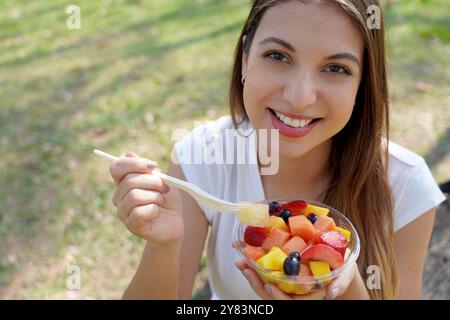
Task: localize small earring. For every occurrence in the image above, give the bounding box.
[241,74,245,85]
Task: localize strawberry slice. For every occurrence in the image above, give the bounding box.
[301,244,344,269]
[315,231,348,256]
[244,226,269,247]
[279,200,307,216]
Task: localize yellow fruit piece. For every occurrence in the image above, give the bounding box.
[278,281,312,295]
[262,271,313,295]
[237,202,269,227]
[256,247,288,271]
[334,226,351,241]
[257,270,273,284]
[309,261,331,283]
[265,216,289,232]
[304,204,329,216]
[268,271,284,284]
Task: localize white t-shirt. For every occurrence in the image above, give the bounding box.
[174,116,446,300]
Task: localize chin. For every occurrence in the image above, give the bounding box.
[278,140,314,160]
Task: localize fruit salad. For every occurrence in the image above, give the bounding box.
[235,199,360,295]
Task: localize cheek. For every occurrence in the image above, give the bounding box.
[243,64,279,125]
[324,84,358,128]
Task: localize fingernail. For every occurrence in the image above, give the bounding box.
[329,287,339,300]
[163,184,170,193]
[243,270,250,281]
[146,160,158,168]
[264,284,272,296]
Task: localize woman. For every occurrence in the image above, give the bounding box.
[108,0,445,299]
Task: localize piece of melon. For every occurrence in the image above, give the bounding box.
[262,228,291,252]
[314,215,336,232]
[288,215,317,242]
[281,236,307,255]
[243,246,265,261]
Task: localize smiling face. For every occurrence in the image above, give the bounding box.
[241,0,364,160]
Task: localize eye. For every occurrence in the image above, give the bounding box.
[264,51,289,63]
[324,64,351,75]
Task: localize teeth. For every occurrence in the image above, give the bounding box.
[274,110,313,128]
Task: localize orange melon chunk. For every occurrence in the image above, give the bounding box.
[288,215,317,242]
[262,228,291,252]
[314,215,336,232]
[281,236,307,255]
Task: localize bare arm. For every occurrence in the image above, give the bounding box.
[122,158,209,299]
[174,163,210,299]
[394,208,436,299]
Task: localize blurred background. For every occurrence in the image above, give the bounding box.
[0,0,449,299]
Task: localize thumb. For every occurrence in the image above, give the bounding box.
[125,151,139,158]
[325,262,357,300]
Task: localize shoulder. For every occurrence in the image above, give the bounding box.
[388,141,426,168]
[387,141,446,231]
[174,115,254,163]
[172,116,250,223]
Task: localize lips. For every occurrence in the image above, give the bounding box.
[268,108,322,138]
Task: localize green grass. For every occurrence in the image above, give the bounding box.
[0,0,449,299]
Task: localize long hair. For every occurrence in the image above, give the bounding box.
[229,0,397,299]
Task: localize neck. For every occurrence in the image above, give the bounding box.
[259,139,332,201]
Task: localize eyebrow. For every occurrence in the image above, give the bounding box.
[259,37,296,52]
[259,36,361,67]
[326,53,361,67]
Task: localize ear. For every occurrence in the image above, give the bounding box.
[241,35,248,75]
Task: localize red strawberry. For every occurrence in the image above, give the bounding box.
[315,231,348,256]
[244,226,269,247]
[280,200,307,216]
[301,244,344,269]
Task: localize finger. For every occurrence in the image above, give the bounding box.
[239,267,272,300]
[263,281,326,300]
[231,241,246,250]
[126,203,160,229]
[117,189,165,222]
[325,262,357,300]
[110,156,158,184]
[235,260,248,271]
[125,151,139,157]
[112,173,169,206]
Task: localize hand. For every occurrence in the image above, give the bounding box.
[110,151,184,245]
[234,244,358,300]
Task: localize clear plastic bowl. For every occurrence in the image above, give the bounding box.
[234,198,360,295]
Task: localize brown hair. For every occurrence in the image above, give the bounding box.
[229,0,397,299]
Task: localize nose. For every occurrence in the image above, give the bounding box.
[282,69,317,111]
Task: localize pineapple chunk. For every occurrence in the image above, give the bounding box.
[334,226,351,241]
[278,281,312,295]
[309,261,331,283]
[265,216,289,232]
[304,204,329,216]
[256,247,288,271]
[237,202,269,227]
